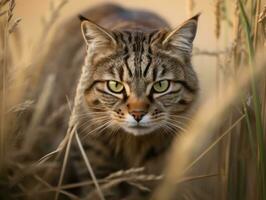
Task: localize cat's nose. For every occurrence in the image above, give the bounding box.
[130,111,147,122]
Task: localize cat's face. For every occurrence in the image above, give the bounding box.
[81,15,199,136]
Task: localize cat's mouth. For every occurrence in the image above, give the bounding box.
[128,124,149,129]
[117,114,160,135]
[122,123,158,136]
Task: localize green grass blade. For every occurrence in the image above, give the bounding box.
[238,0,266,199]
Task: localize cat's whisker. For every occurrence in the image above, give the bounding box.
[167,117,190,127]
[89,121,114,138]
[78,115,111,121]
[113,127,121,136]
[154,114,168,118]
[168,114,193,122]
[169,116,193,122]
[75,115,100,120]
[160,124,178,136]
[83,120,112,138]
[97,122,118,137]
[87,110,109,113]
[155,113,191,124]
[79,119,110,132]
[81,122,109,139]
[87,107,107,111]
[78,117,110,130]
[81,115,110,120]
[159,122,177,134]
[107,127,116,136]
[73,114,105,120]
[168,119,187,129]
[167,121,188,131]
[165,121,188,133]
[76,111,109,117]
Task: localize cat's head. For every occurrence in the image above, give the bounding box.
[80,15,199,136]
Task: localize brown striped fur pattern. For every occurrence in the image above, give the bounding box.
[33,3,200,199]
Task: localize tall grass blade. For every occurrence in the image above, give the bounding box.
[239,0,266,198]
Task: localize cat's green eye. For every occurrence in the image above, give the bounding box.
[153,80,170,93]
[107,80,124,93]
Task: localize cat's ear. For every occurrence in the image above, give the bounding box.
[162,13,200,55]
[80,15,117,49]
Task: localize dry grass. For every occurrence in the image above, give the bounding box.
[0,0,266,200]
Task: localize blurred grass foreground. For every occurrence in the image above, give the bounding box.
[0,0,266,199]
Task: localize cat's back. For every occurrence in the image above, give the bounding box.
[80,3,169,30]
[55,3,169,47]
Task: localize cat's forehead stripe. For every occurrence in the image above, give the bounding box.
[118,32,133,77]
[133,32,145,78]
[116,30,162,81]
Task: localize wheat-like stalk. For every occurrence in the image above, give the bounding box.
[1,1,266,200]
[214,0,222,39]
[0,0,17,173]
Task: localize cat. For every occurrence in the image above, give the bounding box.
[29,3,199,200]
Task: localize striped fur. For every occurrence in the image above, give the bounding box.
[34,3,200,199]
[73,4,200,199]
[81,14,199,136]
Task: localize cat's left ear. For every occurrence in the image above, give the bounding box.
[162,13,200,55]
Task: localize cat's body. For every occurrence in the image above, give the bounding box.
[32,3,200,199]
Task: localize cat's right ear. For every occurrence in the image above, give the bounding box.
[80,16,117,49]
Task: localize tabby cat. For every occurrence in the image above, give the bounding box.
[35,3,199,199]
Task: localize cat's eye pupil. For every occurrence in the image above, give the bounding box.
[153,80,169,93]
[107,80,124,93]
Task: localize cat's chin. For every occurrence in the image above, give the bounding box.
[122,126,157,136]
